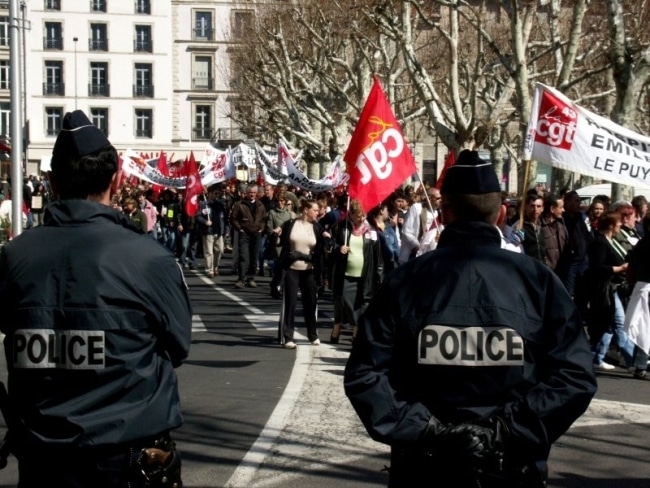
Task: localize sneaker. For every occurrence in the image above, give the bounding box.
[311,339,321,346]
[234,279,245,289]
[594,361,615,371]
[246,279,257,288]
[207,271,215,278]
[282,341,296,349]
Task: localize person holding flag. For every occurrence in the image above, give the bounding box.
[178,152,203,269]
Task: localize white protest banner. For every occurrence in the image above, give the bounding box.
[256,144,288,185]
[524,83,650,189]
[199,144,236,186]
[232,142,257,168]
[122,147,235,189]
[281,141,348,192]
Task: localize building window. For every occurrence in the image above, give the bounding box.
[134,63,153,97]
[232,11,253,41]
[89,62,109,97]
[135,109,152,138]
[134,25,152,52]
[44,22,63,50]
[194,11,213,41]
[43,61,64,96]
[0,61,8,90]
[44,0,61,10]
[0,103,9,138]
[0,17,8,47]
[91,0,107,12]
[192,55,213,90]
[90,108,108,136]
[194,105,212,141]
[45,107,63,136]
[135,0,151,15]
[90,23,108,51]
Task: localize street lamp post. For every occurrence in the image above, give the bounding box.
[73,36,78,110]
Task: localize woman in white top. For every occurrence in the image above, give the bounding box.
[276,199,328,349]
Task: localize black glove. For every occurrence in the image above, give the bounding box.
[422,416,508,462]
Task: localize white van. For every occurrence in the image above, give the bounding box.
[574,183,650,207]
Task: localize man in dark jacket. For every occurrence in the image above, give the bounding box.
[230,183,266,288]
[0,110,192,487]
[344,150,597,488]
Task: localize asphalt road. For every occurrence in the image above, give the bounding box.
[0,252,649,487]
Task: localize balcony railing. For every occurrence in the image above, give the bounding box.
[43,37,63,50]
[193,127,213,141]
[89,83,110,97]
[133,84,154,97]
[192,77,213,90]
[89,39,109,51]
[135,128,152,138]
[134,40,152,52]
[193,28,214,41]
[43,82,64,96]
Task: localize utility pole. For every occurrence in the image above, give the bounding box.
[20,1,28,167]
[73,37,78,110]
[9,0,23,237]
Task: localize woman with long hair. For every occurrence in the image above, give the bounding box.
[587,210,635,370]
[276,199,327,349]
[586,198,607,237]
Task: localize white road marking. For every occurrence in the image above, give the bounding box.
[191,315,207,332]
[196,273,650,487]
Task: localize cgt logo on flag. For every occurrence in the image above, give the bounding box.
[534,90,578,150]
[355,116,405,184]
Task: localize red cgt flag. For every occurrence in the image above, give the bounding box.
[344,77,417,213]
[184,151,203,216]
[152,151,168,201]
[434,148,456,190]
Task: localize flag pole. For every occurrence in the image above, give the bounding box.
[414,170,439,230]
[518,159,532,230]
[343,195,350,244]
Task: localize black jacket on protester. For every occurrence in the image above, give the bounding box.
[0,200,192,450]
[344,222,596,487]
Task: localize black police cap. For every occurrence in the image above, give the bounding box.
[440,150,500,194]
[51,110,112,163]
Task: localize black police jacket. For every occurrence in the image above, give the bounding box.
[344,221,596,468]
[0,200,192,448]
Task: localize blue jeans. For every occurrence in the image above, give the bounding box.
[178,231,197,267]
[593,292,635,366]
[161,226,177,253]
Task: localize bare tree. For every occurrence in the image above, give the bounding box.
[225,0,428,177]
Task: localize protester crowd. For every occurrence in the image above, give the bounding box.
[3,167,649,378]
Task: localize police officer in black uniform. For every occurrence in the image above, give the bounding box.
[0,110,192,487]
[344,150,597,488]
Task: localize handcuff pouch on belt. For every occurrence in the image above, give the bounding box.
[134,438,182,488]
